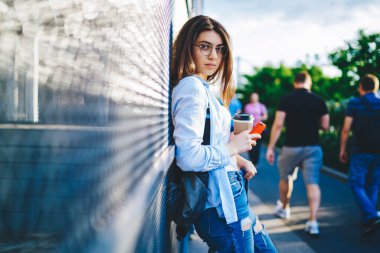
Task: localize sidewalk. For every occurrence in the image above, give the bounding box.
[188,188,315,253]
[187,146,380,253]
[187,150,314,252]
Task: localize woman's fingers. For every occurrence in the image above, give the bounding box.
[230,131,262,155]
[243,132,260,147]
[249,133,261,140]
[245,173,253,180]
[244,162,257,180]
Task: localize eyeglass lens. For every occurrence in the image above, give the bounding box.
[195,43,228,57]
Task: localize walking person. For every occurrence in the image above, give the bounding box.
[228,94,242,132]
[339,74,380,237]
[229,95,243,116]
[266,71,329,235]
[244,92,268,165]
[171,15,278,252]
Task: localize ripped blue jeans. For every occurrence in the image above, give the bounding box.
[194,171,278,253]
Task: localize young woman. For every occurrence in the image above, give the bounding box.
[244,92,268,165]
[171,15,278,253]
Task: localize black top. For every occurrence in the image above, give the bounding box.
[277,88,328,146]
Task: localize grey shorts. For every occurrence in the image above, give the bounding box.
[278,146,323,184]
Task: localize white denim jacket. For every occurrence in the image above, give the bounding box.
[172,75,238,224]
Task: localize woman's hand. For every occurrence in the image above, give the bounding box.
[227,130,261,156]
[236,155,257,180]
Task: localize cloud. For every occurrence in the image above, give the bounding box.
[204,0,380,71]
[206,0,380,22]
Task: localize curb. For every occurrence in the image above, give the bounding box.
[321,165,348,182]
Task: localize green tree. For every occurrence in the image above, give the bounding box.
[237,63,348,172]
[238,64,336,110]
[329,30,380,98]
[238,64,293,109]
[237,30,380,173]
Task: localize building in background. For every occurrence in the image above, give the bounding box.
[0,0,202,252]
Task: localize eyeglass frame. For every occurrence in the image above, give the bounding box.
[193,42,229,57]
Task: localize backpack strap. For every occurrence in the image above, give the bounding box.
[203,106,210,145]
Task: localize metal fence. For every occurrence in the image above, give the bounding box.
[0,0,196,252]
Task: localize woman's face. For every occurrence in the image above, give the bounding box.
[192,30,224,80]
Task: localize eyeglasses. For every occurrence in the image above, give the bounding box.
[193,43,228,57]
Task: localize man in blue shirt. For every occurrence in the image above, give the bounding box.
[229,95,242,116]
[228,95,242,131]
[340,74,380,237]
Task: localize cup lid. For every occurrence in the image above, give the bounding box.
[233,113,253,121]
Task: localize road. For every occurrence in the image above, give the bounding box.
[189,147,379,253]
[250,147,379,253]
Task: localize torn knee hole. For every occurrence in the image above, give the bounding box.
[254,221,264,234]
[241,217,252,232]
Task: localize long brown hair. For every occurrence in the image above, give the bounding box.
[170,15,235,107]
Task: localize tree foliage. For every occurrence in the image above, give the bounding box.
[237,64,340,110]
[236,30,380,173]
[238,30,380,126]
[329,30,380,97]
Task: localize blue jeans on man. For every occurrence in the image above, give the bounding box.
[349,153,380,223]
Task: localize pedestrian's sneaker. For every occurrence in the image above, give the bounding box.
[362,217,380,238]
[274,200,290,219]
[305,220,319,235]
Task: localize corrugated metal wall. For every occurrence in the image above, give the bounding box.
[0,0,197,252]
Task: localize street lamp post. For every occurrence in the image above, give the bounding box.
[235,56,254,89]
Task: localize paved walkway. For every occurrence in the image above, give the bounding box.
[188,186,314,253]
[188,150,314,253]
[188,147,379,253]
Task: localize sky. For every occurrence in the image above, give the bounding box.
[203,0,380,77]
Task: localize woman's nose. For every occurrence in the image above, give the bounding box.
[208,47,218,59]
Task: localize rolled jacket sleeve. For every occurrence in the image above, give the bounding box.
[172,77,230,172]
